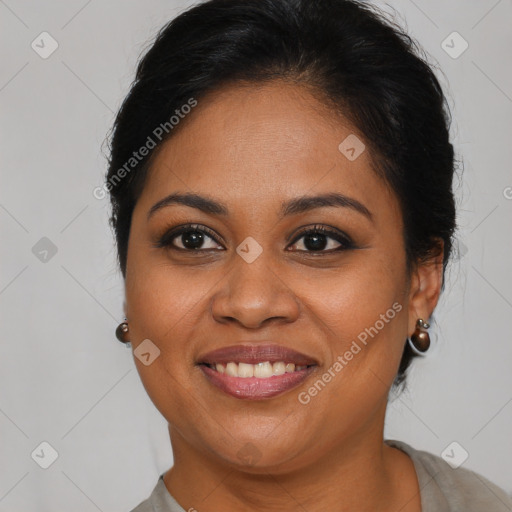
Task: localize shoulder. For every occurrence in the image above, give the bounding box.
[129,501,153,512]
[129,491,154,512]
[128,473,186,512]
[385,439,512,512]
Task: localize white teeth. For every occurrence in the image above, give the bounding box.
[210,361,309,378]
[254,361,273,378]
[285,363,295,373]
[238,362,254,378]
[226,362,238,377]
[272,361,286,375]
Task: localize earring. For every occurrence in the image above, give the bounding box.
[115,320,131,346]
[407,318,430,355]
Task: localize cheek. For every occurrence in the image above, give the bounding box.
[124,262,212,428]
[292,258,408,397]
[297,259,406,338]
[125,260,213,354]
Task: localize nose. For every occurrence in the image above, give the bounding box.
[210,253,300,329]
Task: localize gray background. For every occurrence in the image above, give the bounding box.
[1,0,511,510]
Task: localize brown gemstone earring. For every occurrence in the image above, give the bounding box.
[408,318,431,355]
[115,320,130,345]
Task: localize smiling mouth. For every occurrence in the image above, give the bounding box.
[198,362,317,399]
[196,343,319,399]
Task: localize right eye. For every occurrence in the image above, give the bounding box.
[154,224,224,251]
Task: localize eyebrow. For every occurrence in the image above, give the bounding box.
[147,191,372,221]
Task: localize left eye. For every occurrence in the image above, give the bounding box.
[288,226,353,253]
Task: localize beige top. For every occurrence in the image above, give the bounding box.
[129,439,512,511]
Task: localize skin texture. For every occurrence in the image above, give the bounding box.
[124,81,443,512]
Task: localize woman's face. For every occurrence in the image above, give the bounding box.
[124,81,439,472]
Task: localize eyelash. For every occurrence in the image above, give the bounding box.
[154,223,354,254]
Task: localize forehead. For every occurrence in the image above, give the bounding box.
[137,81,397,221]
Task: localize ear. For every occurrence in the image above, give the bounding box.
[407,240,444,336]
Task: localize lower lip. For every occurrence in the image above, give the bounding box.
[199,364,317,400]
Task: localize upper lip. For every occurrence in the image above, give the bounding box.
[197,343,319,366]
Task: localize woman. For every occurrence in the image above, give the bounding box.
[105,0,512,510]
